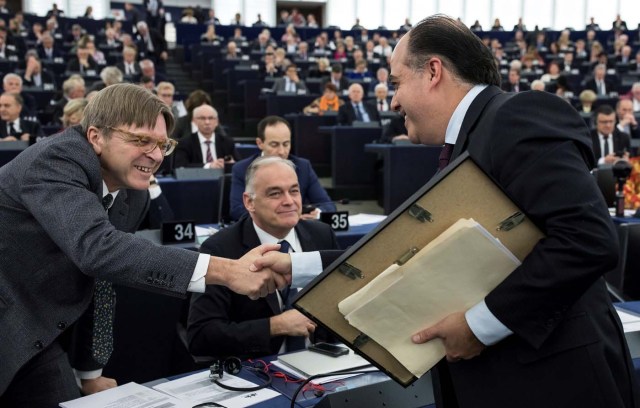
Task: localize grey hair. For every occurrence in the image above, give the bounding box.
[244,156,297,197]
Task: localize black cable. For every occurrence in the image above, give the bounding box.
[289,369,378,408]
[211,366,273,392]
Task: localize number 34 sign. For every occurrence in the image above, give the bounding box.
[320,211,349,231]
[161,220,196,244]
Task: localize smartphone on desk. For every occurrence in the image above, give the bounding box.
[308,342,349,357]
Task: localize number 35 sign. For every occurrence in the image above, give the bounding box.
[320,211,349,231]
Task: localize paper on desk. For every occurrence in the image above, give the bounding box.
[59,382,190,408]
[339,219,521,378]
[153,370,280,407]
[270,359,377,384]
[617,309,640,333]
[196,225,217,236]
[348,213,386,226]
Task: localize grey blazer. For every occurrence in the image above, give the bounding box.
[0,126,198,393]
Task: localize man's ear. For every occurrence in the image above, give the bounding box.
[243,192,255,212]
[86,126,103,155]
[255,138,264,150]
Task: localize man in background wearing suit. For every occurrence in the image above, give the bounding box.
[271,63,307,94]
[585,63,615,97]
[0,92,42,144]
[337,83,380,125]
[230,116,335,221]
[189,157,339,359]
[254,15,639,408]
[616,98,640,139]
[321,63,350,93]
[173,104,238,169]
[591,104,631,164]
[0,84,287,407]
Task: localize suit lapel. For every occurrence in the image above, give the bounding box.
[191,133,204,163]
[451,86,503,161]
[109,189,129,230]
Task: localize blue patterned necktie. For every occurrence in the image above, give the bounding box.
[92,194,116,365]
[278,240,305,351]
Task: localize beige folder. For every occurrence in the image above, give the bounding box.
[293,153,544,387]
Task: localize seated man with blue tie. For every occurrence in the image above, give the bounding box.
[337,83,380,125]
[590,104,631,164]
[188,156,340,359]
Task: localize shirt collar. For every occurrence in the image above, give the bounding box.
[444,84,487,145]
[198,132,214,144]
[102,180,120,209]
[253,222,301,252]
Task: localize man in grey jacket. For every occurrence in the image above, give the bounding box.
[0,83,287,406]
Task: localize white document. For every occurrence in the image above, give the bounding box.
[339,219,521,377]
[152,370,280,407]
[59,382,190,408]
[270,359,377,384]
[275,349,371,379]
[617,309,640,333]
[348,213,387,226]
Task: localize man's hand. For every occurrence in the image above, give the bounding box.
[270,309,316,337]
[207,158,225,169]
[300,208,320,220]
[0,136,17,141]
[207,244,289,300]
[250,250,293,281]
[80,376,117,395]
[412,312,485,362]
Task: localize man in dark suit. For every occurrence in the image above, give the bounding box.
[230,116,336,221]
[3,73,37,119]
[254,16,640,408]
[173,104,239,169]
[321,63,350,93]
[585,63,615,97]
[135,21,167,65]
[136,59,167,86]
[115,46,140,78]
[0,92,42,145]
[0,84,287,406]
[22,52,56,89]
[36,32,65,62]
[189,157,339,359]
[500,69,529,92]
[616,98,640,139]
[591,104,631,164]
[337,83,381,125]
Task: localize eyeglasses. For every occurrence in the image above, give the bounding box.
[104,126,178,156]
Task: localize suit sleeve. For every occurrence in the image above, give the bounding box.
[187,238,276,358]
[229,163,247,221]
[300,161,336,212]
[482,93,618,349]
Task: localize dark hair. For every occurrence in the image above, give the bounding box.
[406,15,500,86]
[184,89,212,115]
[594,104,615,120]
[256,115,291,141]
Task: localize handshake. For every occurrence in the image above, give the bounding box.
[205,243,294,300]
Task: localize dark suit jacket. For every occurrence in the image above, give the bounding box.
[439,87,637,407]
[0,126,198,394]
[585,78,616,95]
[230,153,336,220]
[65,55,98,73]
[22,69,56,89]
[590,128,631,160]
[173,132,240,168]
[188,216,339,358]
[135,29,167,62]
[0,118,42,145]
[321,76,350,92]
[337,100,381,125]
[116,61,140,77]
[67,189,150,372]
[36,45,65,62]
[500,81,530,92]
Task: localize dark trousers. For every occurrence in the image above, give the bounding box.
[0,340,80,408]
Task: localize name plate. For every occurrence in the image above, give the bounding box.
[320,211,349,231]
[161,220,196,244]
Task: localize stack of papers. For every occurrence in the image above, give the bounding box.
[60,371,280,408]
[272,349,374,383]
[339,219,521,377]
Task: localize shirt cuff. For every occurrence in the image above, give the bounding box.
[465,300,513,346]
[291,251,323,288]
[74,368,102,380]
[187,254,209,293]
